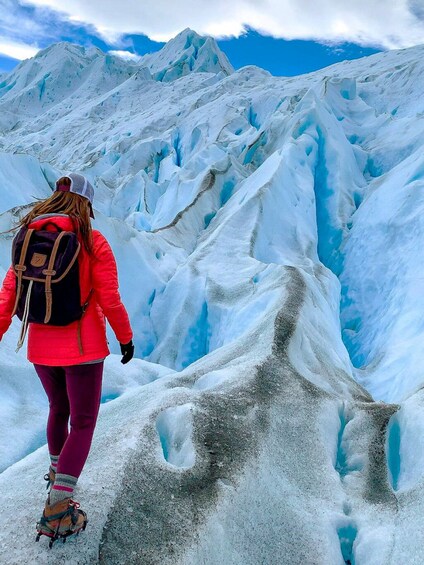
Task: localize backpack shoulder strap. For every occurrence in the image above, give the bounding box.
[11,228,34,317]
[43,231,67,323]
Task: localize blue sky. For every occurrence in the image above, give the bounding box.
[217,30,381,76]
[1,0,423,76]
[0,28,381,77]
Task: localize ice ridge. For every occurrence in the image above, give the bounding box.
[1,34,424,564]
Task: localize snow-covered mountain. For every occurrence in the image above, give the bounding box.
[1,28,424,564]
[139,28,234,80]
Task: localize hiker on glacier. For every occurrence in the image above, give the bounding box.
[0,173,134,547]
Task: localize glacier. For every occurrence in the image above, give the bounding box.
[1,27,424,564]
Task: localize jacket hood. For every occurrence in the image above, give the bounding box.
[28,214,77,232]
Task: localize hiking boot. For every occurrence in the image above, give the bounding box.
[44,467,56,492]
[35,496,88,548]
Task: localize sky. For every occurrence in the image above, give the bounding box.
[0,0,424,76]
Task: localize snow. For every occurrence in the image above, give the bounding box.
[1,28,424,563]
[140,28,234,81]
[340,145,424,402]
[0,153,53,213]
[156,403,196,468]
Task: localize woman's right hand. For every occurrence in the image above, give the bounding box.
[120,340,134,364]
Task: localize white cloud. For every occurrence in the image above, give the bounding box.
[108,49,140,61]
[0,37,40,59]
[0,0,50,40]
[0,0,52,60]
[18,0,424,49]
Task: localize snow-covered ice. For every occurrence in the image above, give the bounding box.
[1,28,424,564]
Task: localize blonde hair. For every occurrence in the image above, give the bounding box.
[20,178,93,253]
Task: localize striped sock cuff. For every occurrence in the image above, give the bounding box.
[50,454,59,469]
[52,474,77,493]
[50,474,78,504]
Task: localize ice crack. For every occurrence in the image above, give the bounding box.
[386,412,401,491]
[334,403,359,564]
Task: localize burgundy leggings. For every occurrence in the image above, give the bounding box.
[34,362,103,478]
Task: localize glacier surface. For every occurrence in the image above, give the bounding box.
[1,28,424,564]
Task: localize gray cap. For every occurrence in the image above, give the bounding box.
[55,172,95,218]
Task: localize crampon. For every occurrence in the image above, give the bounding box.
[35,497,87,549]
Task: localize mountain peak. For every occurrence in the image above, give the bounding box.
[174,27,202,40]
[33,41,102,62]
[0,40,135,122]
[140,28,234,81]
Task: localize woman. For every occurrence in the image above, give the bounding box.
[0,173,134,546]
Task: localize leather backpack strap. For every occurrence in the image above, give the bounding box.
[82,288,94,312]
[77,289,94,355]
[42,231,66,323]
[11,228,34,317]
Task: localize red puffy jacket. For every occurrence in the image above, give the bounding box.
[0,215,133,366]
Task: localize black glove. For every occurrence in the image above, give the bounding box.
[120,340,134,364]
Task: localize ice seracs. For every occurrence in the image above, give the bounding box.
[1,31,424,564]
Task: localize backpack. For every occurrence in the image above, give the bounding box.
[11,224,88,350]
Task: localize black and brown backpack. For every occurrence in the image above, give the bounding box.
[11,224,88,350]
